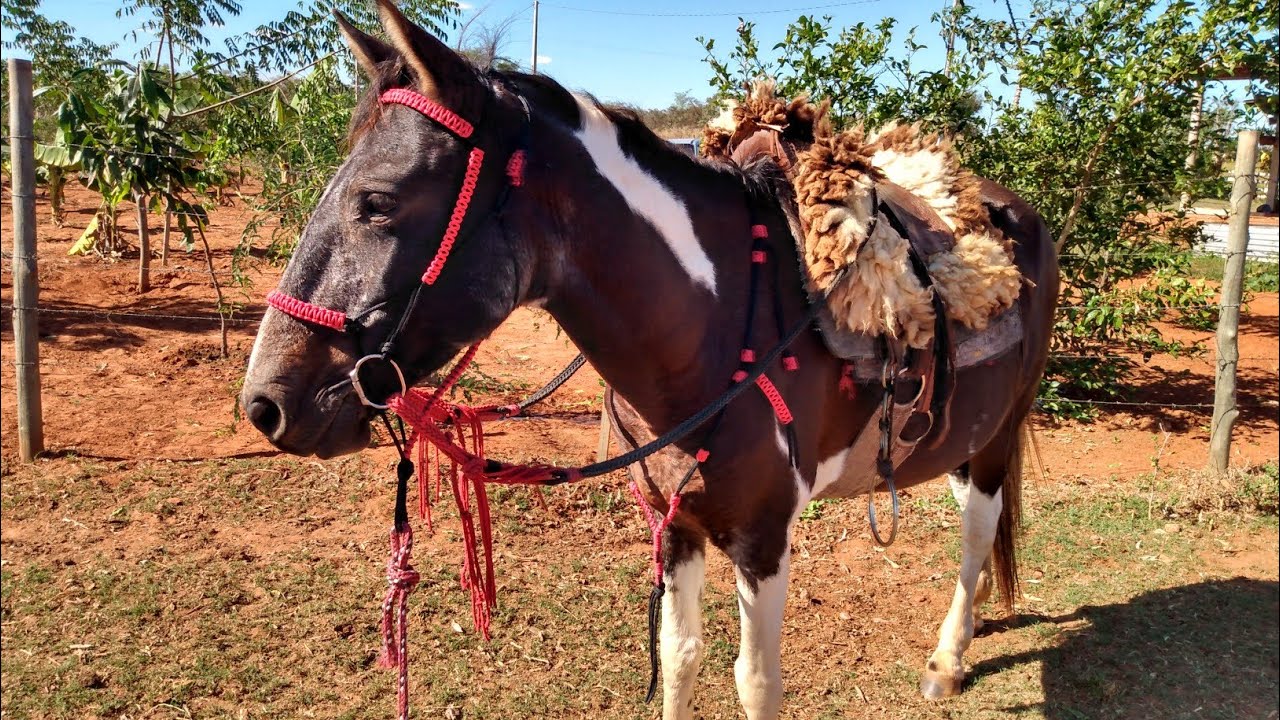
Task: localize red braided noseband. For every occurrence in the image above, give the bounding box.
[266,290,346,331]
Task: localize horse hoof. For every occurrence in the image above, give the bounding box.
[920,670,963,700]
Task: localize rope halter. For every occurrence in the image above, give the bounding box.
[265,84,529,409]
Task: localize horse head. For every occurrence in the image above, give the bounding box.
[241,1,537,457]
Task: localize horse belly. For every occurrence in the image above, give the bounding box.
[813,353,1020,500]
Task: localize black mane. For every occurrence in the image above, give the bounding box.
[348,61,788,214]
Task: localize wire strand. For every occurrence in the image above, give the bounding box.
[542,0,886,18]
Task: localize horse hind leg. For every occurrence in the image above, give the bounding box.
[922,424,1023,700]
[946,465,995,631]
[659,528,707,720]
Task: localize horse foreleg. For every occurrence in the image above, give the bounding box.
[733,545,790,719]
[660,529,706,720]
[921,469,1003,699]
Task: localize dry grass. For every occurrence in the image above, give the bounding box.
[2,455,1276,719]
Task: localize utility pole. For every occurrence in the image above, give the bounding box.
[530,0,540,74]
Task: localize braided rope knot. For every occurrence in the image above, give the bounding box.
[387,565,421,591]
[378,527,419,684]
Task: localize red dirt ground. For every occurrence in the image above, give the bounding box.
[1,184,1275,473]
[1,184,1277,719]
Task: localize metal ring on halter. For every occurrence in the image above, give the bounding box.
[349,354,408,410]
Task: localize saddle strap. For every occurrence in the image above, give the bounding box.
[819,395,926,502]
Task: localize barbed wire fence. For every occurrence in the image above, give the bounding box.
[4,54,1277,464]
[2,299,1276,417]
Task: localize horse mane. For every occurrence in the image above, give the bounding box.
[347,58,411,147]
[346,62,788,218]
[505,71,790,210]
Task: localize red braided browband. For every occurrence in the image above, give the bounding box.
[380,87,473,138]
[266,290,346,331]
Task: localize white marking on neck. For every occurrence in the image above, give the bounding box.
[571,95,717,295]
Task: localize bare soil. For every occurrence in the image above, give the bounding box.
[2,184,1277,719]
[1,184,1275,471]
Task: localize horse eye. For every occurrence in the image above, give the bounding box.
[362,192,397,219]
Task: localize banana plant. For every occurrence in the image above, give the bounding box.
[47,63,206,291]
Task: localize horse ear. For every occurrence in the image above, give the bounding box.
[334,10,396,77]
[375,0,474,99]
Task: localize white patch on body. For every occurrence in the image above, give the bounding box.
[813,447,850,500]
[729,422,808,717]
[947,470,970,511]
[572,95,717,295]
[245,313,272,376]
[734,553,789,719]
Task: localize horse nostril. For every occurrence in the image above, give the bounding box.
[246,395,285,440]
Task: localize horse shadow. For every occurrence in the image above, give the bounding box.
[972,578,1279,719]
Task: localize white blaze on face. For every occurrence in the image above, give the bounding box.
[245,311,272,376]
[571,95,717,296]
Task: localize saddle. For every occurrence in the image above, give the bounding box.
[731,129,1023,451]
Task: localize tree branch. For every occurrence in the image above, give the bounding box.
[172,52,334,120]
[1055,92,1147,254]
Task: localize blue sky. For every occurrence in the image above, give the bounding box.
[3,0,970,109]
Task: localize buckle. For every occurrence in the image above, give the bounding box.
[349,354,408,410]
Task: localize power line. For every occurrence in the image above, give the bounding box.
[541,0,886,18]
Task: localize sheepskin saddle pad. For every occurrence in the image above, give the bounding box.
[702,81,1023,353]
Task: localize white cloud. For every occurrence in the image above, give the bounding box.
[536,55,552,65]
[457,2,474,9]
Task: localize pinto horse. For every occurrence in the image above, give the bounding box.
[240,3,1058,717]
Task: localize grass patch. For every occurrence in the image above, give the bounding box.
[1186,254,1280,293]
[2,456,1275,718]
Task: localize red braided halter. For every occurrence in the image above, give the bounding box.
[266,87,525,329]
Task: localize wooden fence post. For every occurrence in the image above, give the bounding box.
[8,58,44,461]
[1209,129,1257,473]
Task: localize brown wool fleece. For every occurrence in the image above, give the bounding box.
[702,81,1022,345]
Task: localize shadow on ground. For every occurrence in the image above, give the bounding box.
[974,578,1279,719]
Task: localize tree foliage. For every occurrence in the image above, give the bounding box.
[634,91,716,138]
[701,0,1274,414]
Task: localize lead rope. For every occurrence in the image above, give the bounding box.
[376,414,420,720]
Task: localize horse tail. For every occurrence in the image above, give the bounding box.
[992,418,1025,611]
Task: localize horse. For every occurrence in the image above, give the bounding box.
[239,2,1059,717]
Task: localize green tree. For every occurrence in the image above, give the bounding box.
[49,65,207,293]
[3,0,116,223]
[701,0,1273,413]
[700,15,982,134]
